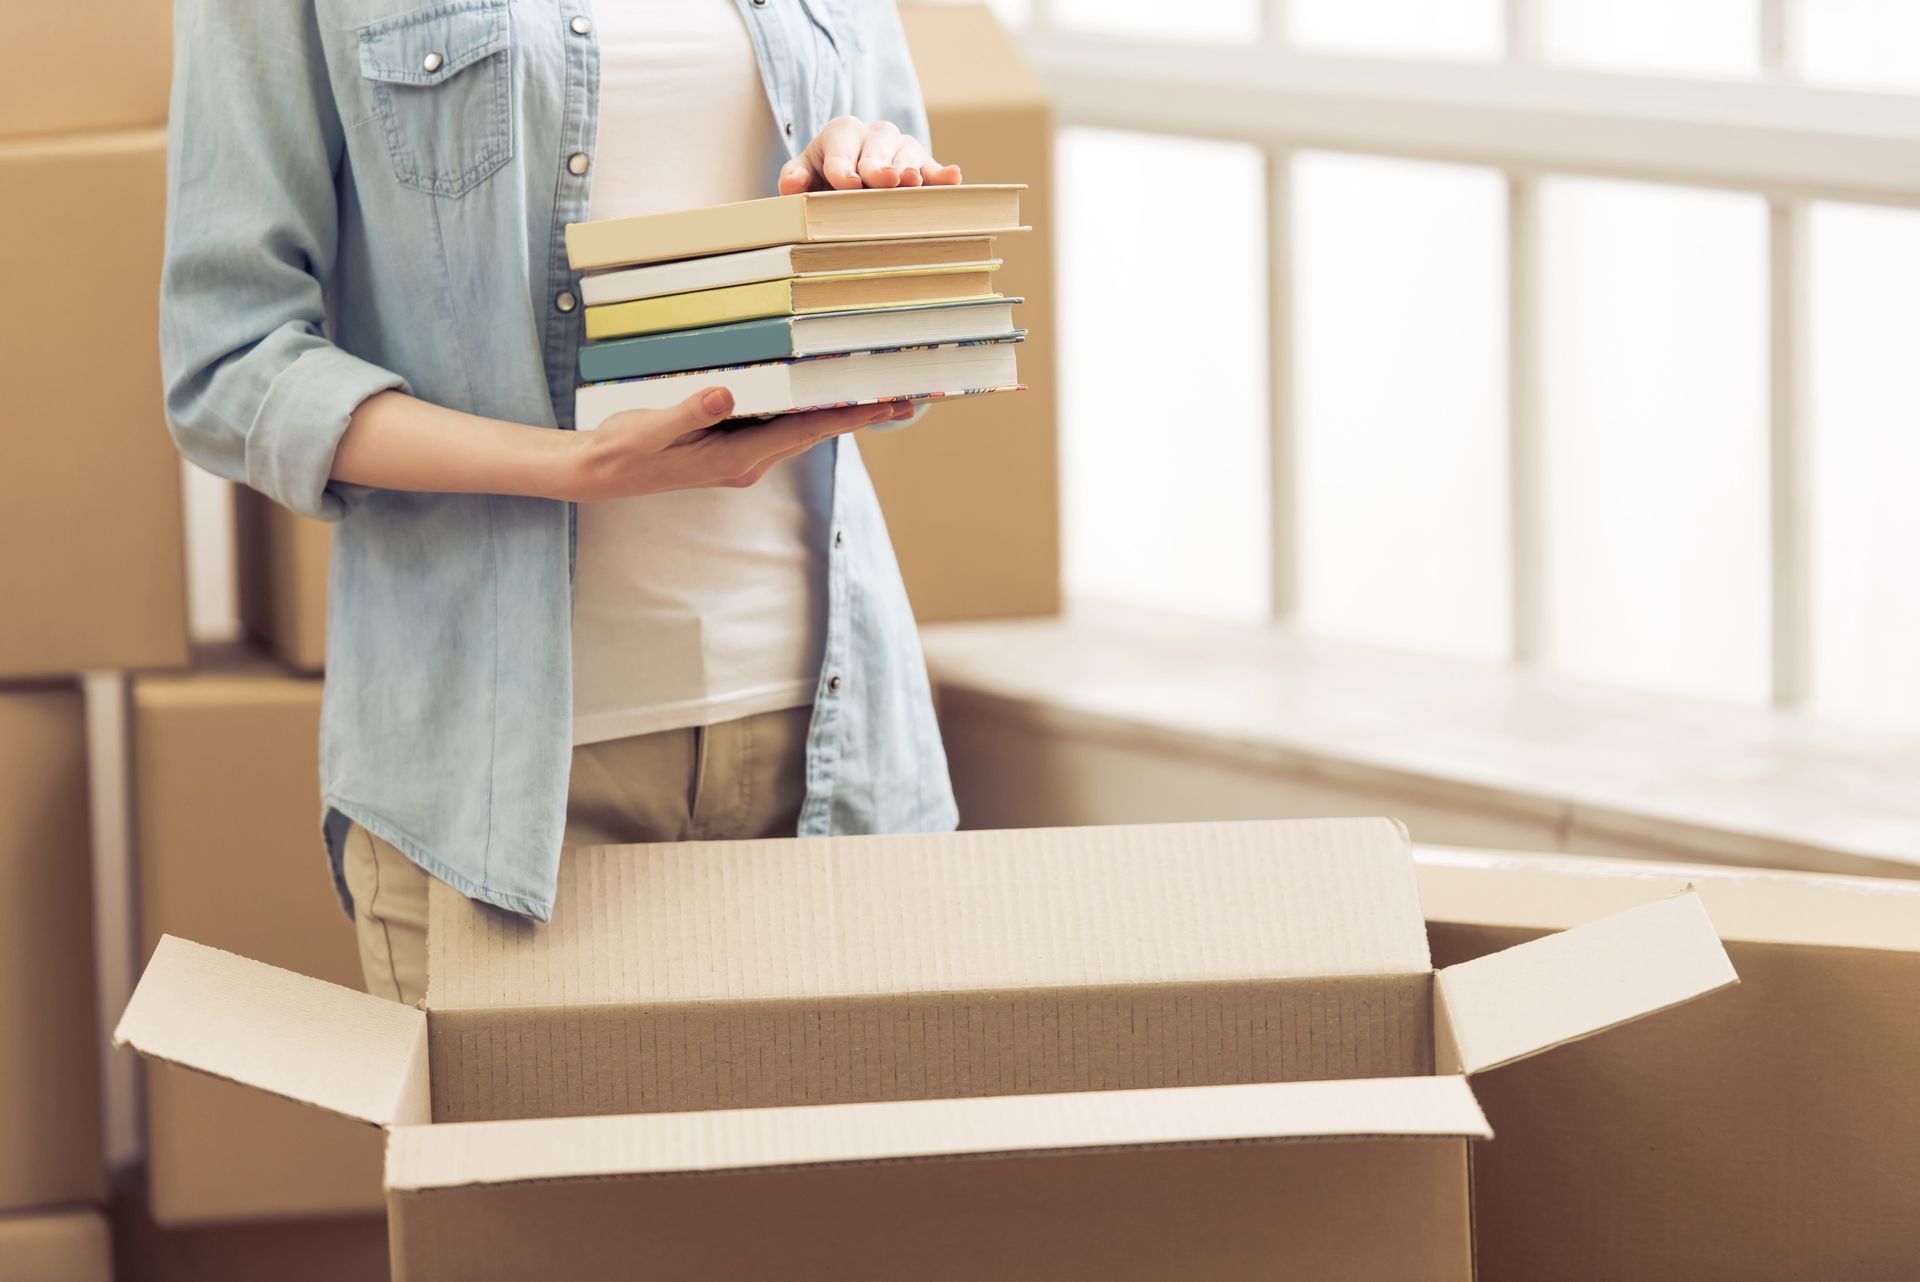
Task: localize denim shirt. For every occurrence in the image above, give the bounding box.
[161,0,958,921]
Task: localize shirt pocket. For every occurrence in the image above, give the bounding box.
[358,0,513,197]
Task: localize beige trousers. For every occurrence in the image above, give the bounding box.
[341,704,812,1006]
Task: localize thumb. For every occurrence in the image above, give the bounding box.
[778,156,814,195]
[660,386,734,434]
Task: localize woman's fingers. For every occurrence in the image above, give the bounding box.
[776,154,815,196]
[716,402,901,482]
[816,116,867,191]
[777,118,960,193]
[856,121,905,188]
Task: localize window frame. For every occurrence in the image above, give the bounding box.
[1010,0,1920,709]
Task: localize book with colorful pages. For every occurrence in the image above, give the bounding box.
[577,297,1022,382]
[574,338,1024,424]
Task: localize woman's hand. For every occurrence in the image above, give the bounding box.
[778,116,962,194]
[566,388,912,502]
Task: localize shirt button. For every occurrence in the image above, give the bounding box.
[751,0,768,7]
[569,15,592,35]
[784,121,795,138]
[827,675,843,695]
[832,528,844,549]
[421,51,445,73]
[555,291,577,313]
[568,152,590,176]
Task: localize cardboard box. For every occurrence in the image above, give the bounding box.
[1,4,171,139]
[116,819,1735,1280]
[0,686,107,1212]
[1418,847,1920,1281]
[233,487,330,673]
[860,5,1061,623]
[0,130,189,678]
[0,1208,114,1282]
[133,657,383,1224]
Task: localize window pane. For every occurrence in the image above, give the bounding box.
[1294,153,1510,661]
[1799,1,1920,92]
[1053,0,1259,43]
[1289,0,1502,60]
[1540,178,1769,702]
[1542,0,1760,76]
[1057,128,1269,620]
[1810,203,1920,729]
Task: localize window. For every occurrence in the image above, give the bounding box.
[1056,128,1270,621]
[989,0,1920,731]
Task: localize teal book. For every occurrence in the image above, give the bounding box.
[577,297,1021,383]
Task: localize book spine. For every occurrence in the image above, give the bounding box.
[578,323,799,382]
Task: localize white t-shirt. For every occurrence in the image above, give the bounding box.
[570,0,829,746]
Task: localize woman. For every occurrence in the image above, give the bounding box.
[161,0,960,1005]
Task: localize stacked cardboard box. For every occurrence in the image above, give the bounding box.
[115,819,1739,1280]
[132,655,384,1226]
[0,130,189,677]
[0,22,190,1282]
[0,689,108,1231]
[865,4,1060,622]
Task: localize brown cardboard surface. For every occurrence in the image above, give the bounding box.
[0,1208,114,1282]
[0,130,189,677]
[1433,890,1736,1074]
[426,820,1436,1121]
[132,658,384,1223]
[0,686,107,1212]
[233,486,330,672]
[860,5,1060,623]
[1419,848,1920,1282]
[0,5,171,138]
[388,1135,1473,1282]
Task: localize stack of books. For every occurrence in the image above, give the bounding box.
[565,185,1028,428]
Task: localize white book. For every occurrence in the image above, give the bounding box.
[575,340,1022,426]
[576,235,999,306]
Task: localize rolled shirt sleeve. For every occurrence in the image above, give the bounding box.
[160,0,409,522]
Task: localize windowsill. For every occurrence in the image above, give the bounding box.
[920,604,1920,881]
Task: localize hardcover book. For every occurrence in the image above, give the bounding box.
[574,338,1024,423]
[577,298,1022,383]
[577,236,998,307]
[564,184,1025,272]
[581,264,999,341]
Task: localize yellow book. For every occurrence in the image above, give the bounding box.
[582,264,999,341]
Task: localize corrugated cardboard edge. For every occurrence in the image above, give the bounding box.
[114,935,429,1128]
[1433,889,1738,1076]
[386,1076,1490,1192]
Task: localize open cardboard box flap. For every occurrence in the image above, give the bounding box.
[113,935,430,1128]
[1434,889,1737,1075]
